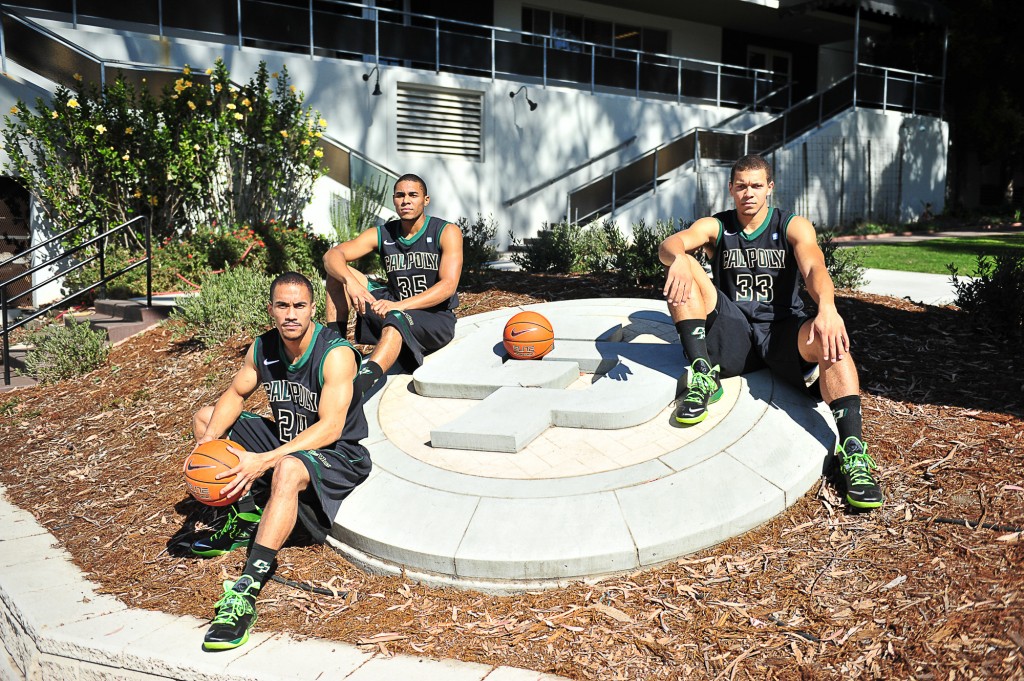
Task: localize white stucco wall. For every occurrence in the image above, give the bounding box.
[613,108,947,230]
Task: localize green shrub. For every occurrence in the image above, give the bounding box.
[818,229,867,289]
[609,219,682,288]
[458,213,499,283]
[171,268,273,346]
[509,222,574,274]
[949,254,1024,340]
[23,317,110,383]
[260,221,330,279]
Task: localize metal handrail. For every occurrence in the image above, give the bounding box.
[5,0,783,109]
[504,136,637,208]
[565,62,943,223]
[1,216,152,386]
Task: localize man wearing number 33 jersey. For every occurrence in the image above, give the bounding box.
[324,173,463,399]
[658,155,882,511]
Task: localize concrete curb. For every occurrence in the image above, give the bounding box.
[0,486,567,681]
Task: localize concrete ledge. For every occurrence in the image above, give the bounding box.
[0,486,568,680]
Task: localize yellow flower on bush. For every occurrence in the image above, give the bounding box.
[301,139,309,146]
[9,105,18,115]
[187,101,196,110]
[227,103,236,110]
[149,196,159,206]
[193,144,200,150]
[280,130,288,138]
[95,124,106,134]
[133,189,142,198]
[122,153,130,161]
[314,131,322,138]
[272,72,279,79]
[51,111,58,119]
[289,85,297,93]
[73,73,83,81]
[233,112,243,120]
[242,98,251,107]
[314,148,323,158]
[205,68,213,75]
[67,99,79,108]
[318,118,327,127]
[206,100,212,106]
[183,66,191,75]
[126,126,133,134]
[214,83,223,93]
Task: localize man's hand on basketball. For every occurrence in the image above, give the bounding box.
[218,445,266,499]
[663,257,693,306]
[807,306,850,362]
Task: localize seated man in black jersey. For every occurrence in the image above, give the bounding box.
[323,173,463,398]
[188,271,371,651]
[658,154,883,510]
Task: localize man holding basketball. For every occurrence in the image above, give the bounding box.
[658,154,883,510]
[190,271,370,651]
[323,173,463,398]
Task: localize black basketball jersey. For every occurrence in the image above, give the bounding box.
[253,323,369,452]
[710,207,804,324]
[377,216,459,311]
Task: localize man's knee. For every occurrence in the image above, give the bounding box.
[270,456,310,496]
[193,406,215,438]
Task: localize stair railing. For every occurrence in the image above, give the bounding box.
[0,216,151,386]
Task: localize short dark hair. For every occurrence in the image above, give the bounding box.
[395,173,427,195]
[269,271,314,302]
[730,155,773,184]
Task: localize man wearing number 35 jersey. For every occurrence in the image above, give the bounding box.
[658,155,883,511]
[324,173,463,399]
[189,272,370,650]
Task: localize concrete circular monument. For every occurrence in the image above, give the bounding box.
[327,299,835,593]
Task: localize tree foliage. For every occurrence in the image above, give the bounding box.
[2,60,326,247]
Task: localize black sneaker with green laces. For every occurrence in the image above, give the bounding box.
[674,358,723,426]
[190,505,262,557]
[203,576,259,651]
[837,436,884,509]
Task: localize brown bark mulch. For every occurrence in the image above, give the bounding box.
[1,270,1022,680]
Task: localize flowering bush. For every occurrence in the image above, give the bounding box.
[3,60,327,253]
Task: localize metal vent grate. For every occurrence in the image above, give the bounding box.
[396,85,483,161]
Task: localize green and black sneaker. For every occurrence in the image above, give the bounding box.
[837,437,884,510]
[674,358,723,426]
[203,577,259,651]
[191,505,262,557]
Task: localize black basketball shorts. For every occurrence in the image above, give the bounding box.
[354,283,456,371]
[704,293,815,391]
[227,413,371,543]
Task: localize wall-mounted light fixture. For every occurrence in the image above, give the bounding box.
[509,85,537,111]
[363,65,382,96]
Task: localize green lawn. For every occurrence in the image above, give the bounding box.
[845,233,1024,274]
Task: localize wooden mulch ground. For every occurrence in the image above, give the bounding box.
[0,270,1022,680]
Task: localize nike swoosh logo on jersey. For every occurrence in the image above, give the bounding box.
[264,359,280,365]
[509,328,534,337]
[186,463,217,471]
[384,240,396,245]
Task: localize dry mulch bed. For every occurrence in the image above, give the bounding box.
[1,271,1022,680]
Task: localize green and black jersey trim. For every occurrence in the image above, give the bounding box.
[316,338,362,387]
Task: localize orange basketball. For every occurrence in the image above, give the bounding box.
[183,438,243,507]
[503,310,554,360]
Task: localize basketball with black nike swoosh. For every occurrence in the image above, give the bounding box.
[183,438,243,507]
[503,311,554,360]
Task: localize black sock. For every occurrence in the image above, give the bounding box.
[354,360,383,397]
[830,395,863,443]
[327,321,344,335]
[675,319,709,365]
[241,542,278,590]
